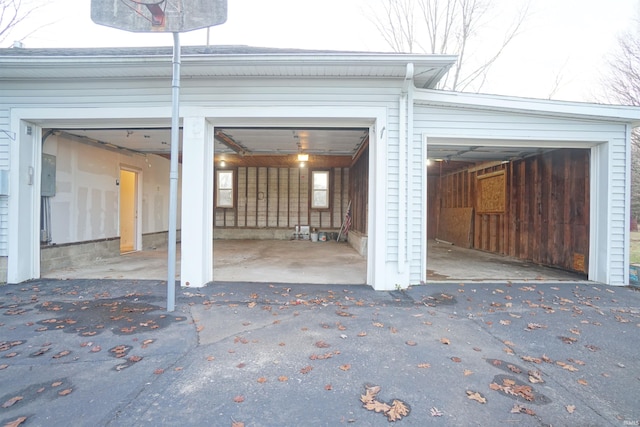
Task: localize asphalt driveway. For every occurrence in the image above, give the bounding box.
[0,279,638,426]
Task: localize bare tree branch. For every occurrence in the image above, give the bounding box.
[0,0,44,46]
[600,18,640,219]
[369,0,530,91]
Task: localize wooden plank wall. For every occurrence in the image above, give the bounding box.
[215,166,349,230]
[348,145,369,234]
[430,149,590,274]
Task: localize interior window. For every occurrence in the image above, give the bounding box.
[216,170,234,208]
[311,170,330,209]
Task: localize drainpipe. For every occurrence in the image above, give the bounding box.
[398,63,414,277]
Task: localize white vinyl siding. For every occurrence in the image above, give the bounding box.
[0,76,403,270]
[0,108,9,257]
[0,196,7,256]
[0,109,9,169]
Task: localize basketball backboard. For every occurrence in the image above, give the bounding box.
[91,0,227,33]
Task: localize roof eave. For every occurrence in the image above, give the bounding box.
[0,52,457,87]
[414,88,640,125]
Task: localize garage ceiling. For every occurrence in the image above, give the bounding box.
[52,128,559,172]
[52,127,369,158]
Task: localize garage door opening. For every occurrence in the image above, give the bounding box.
[211,127,369,285]
[426,144,591,282]
[38,124,370,285]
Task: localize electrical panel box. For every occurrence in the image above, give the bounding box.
[0,169,8,195]
[41,154,56,197]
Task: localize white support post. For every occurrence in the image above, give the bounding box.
[180,116,214,288]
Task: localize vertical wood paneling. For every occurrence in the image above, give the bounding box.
[289,168,299,227]
[279,168,289,227]
[299,168,309,226]
[267,167,278,227]
[237,167,247,227]
[257,167,267,227]
[332,168,342,228]
[246,167,257,227]
[214,166,354,231]
[349,145,368,234]
[432,149,590,274]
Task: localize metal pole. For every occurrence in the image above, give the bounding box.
[167,32,181,312]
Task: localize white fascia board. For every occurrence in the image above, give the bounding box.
[0,53,457,87]
[414,88,640,125]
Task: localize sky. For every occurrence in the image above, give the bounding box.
[6,0,640,103]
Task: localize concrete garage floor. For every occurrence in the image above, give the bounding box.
[427,239,589,282]
[42,239,367,285]
[42,239,588,285]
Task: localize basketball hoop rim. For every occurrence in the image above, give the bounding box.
[128,0,166,5]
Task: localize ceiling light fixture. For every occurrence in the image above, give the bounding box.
[297,153,309,162]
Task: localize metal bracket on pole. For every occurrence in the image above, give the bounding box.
[166,32,181,312]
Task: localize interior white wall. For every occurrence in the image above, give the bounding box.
[43,133,179,245]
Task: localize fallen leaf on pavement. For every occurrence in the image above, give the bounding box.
[566,405,576,413]
[440,338,450,345]
[451,357,461,363]
[233,395,245,403]
[406,340,417,346]
[154,368,164,375]
[325,384,332,390]
[58,389,72,396]
[300,365,313,374]
[559,336,578,344]
[430,407,443,417]
[361,385,410,422]
[3,416,27,427]
[463,369,473,376]
[364,400,391,413]
[52,350,71,359]
[386,399,410,422]
[278,376,288,382]
[526,323,546,330]
[466,390,486,404]
[231,421,245,427]
[528,370,544,383]
[511,404,536,416]
[417,363,431,368]
[315,341,330,348]
[51,381,62,387]
[577,379,588,386]
[339,364,351,371]
[2,396,23,408]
